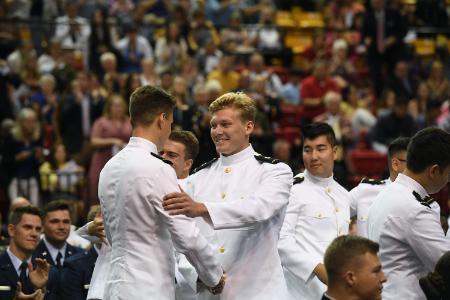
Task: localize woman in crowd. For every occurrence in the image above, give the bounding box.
[88,94,131,205]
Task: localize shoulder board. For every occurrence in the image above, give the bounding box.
[192,157,218,174]
[360,178,385,185]
[151,152,173,165]
[254,154,281,164]
[412,191,435,208]
[293,176,304,185]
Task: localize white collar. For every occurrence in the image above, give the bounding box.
[219,144,254,166]
[6,247,31,275]
[304,170,334,188]
[127,137,158,154]
[395,173,428,199]
[43,236,67,263]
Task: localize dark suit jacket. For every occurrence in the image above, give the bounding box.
[59,247,98,300]
[362,8,407,57]
[32,240,83,267]
[387,76,418,100]
[0,251,59,300]
[58,94,104,155]
[321,293,333,300]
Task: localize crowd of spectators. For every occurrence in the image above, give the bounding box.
[0,0,449,225]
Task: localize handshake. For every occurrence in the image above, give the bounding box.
[200,272,227,295]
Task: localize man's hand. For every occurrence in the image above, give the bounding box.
[163,188,209,218]
[28,259,49,289]
[207,273,226,295]
[313,263,328,285]
[13,282,44,300]
[88,216,107,244]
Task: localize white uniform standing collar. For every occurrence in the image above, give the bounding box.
[304,170,334,188]
[219,144,254,165]
[395,173,428,199]
[128,137,158,154]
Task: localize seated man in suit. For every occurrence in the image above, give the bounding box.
[33,201,82,268]
[0,206,58,299]
[59,205,101,300]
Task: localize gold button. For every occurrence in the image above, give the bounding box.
[335,208,339,213]
[221,193,226,199]
[318,213,322,218]
[326,187,331,193]
[219,246,225,253]
[224,167,231,173]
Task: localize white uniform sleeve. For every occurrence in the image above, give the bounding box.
[405,204,450,271]
[150,166,222,287]
[75,222,102,243]
[204,163,292,229]
[349,186,359,217]
[278,186,322,283]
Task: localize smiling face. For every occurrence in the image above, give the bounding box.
[8,213,42,254]
[44,209,71,246]
[303,135,337,178]
[210,107,254,156]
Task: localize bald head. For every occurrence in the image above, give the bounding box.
[10,197,31,212]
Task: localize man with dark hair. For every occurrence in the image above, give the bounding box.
[98,85,225,299]
[163,92,293,299]
[33,200,82,268]
[160,130,200,181]
[368,127,450,299]
[0,206,58,299]
[323,235,386,300]
[278,122,351,299]
[59,205,101,300]
[350,137,410,237]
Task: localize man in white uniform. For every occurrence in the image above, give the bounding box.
[160,130,200,300]
[98,86,225,300]
[163,92,293,300]
[278,122,352,300]
[350,137,409,237]
[367,127,450,300]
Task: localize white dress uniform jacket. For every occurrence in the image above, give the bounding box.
[349,178,391,237]
[278,171,351,300]
[98,137,222,300]
[367,173,450,300]
[179,145,293,300]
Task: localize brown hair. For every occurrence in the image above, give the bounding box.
[169,130,199,160]
[129,85,175,127]
[208,92,256,123]
[324,235,380,285]
[9,206,43,225]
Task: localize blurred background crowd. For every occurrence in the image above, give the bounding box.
[0,0,449,230]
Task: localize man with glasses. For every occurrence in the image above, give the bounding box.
[349,137,410,237]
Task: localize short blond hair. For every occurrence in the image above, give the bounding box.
[208,92,256,122]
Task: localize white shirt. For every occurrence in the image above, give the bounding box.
[367,173,450,300]
[179,145,293,300]
[98,137,222,300]
[6,248,31,276]
[349,178,391,237]
[43,237,67,266]
[278,171,351,300]
[67,225,91,249]
[116,36,153,59]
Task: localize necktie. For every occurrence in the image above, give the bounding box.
[376,12,385,53]
[19,261,34,294]
[56,251,63,268]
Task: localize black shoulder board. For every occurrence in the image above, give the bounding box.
[360,178,385,185]
[151,152,173,165]
[293,176,304,185]
[254,154,281,164]
[192,157,218,174]
[412,191,435,208]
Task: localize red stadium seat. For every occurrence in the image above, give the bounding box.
[347,149,388,188]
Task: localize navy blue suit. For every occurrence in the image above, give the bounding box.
[59,247,98,300]
[0,251,59,300]
[32,240,83,267]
